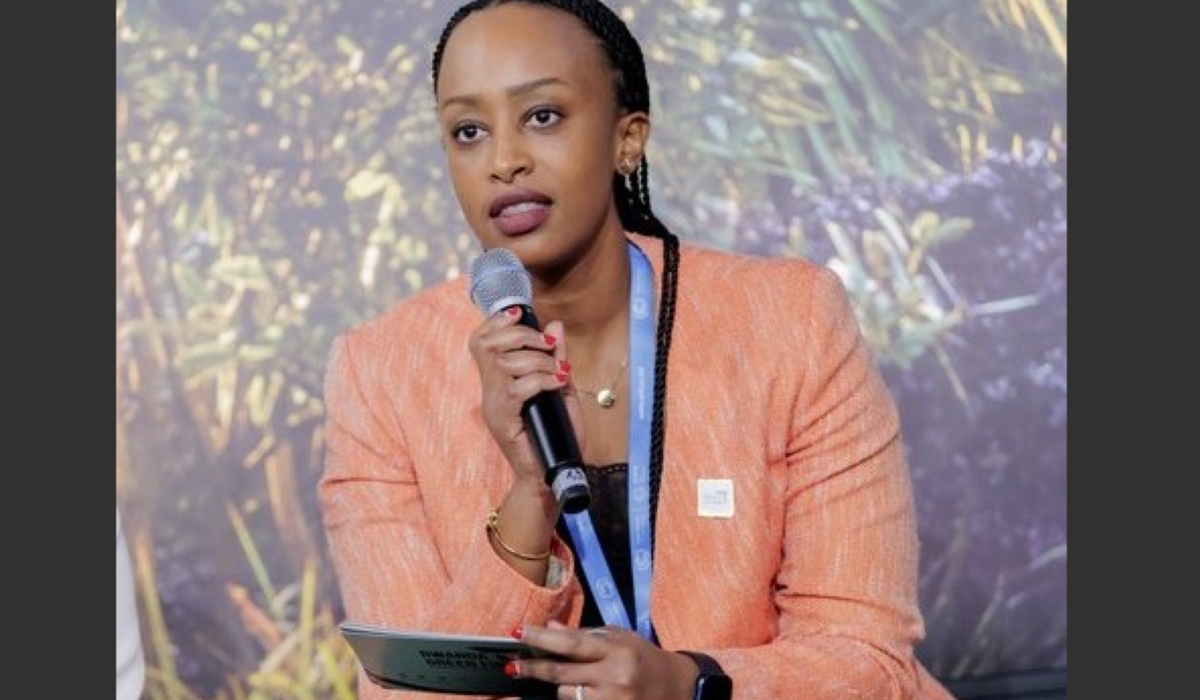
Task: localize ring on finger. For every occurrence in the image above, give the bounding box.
[574,684,585,700]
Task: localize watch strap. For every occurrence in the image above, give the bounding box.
[677,650,725,676]
[677,650,731,700]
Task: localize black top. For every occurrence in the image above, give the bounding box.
[556,463,637,629]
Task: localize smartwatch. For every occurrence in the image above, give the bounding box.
[678,651,733,700]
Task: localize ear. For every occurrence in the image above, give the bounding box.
[614,111,650,174]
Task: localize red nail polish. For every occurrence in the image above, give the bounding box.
[504,660,520,678]
[554,371,569,384]
[510,624,524,639]
[506,307,522,318]
[543,332,557,347]
[558,359,571,373]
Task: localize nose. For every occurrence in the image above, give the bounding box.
[490,131,530,183]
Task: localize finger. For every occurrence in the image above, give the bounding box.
[478,305,524,341]
[502,370,569,408]
[474,311,552,356]
[536,321,587,446]
[474,326,561,394]
[542,320,568,363]
[519,623,609,662]
[507,656,580,690]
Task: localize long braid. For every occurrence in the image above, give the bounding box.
[433,0,681,546]
[618,160,679,541]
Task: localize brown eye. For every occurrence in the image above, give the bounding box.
[453,123,486,144]
[526,108,562,129]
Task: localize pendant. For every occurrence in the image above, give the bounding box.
[596,388,616,408]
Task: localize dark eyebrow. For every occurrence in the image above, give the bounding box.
[439,77,567,111]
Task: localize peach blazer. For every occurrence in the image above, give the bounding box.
[319,233,955,700]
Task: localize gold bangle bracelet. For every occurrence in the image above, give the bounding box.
[486,509,551,561]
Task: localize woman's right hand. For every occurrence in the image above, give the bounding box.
[468,307,584,486]
[469,308,585,580]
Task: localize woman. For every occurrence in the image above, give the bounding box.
[319,1,955,699]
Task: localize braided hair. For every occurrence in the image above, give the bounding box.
[432,0,680,540]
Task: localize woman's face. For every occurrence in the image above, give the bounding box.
[436,3,642,271]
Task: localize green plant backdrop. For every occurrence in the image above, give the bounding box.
[116,1,1067,698]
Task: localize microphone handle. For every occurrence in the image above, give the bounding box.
[512,304,591,514]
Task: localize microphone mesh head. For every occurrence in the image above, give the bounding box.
[469,247,532,315]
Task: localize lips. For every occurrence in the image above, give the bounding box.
[488,189,552,236]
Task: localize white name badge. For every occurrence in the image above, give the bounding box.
[697,478,734,518]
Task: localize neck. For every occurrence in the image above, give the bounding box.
[532,234,631,347]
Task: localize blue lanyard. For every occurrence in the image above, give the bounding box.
[564,241,655,640]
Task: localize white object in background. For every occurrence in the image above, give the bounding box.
[117,508,146,700]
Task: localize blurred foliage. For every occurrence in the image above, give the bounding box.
[116,0,1066,696]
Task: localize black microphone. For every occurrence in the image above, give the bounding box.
[469,247,591,514]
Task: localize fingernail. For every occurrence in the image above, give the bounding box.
[504,660,520,678]
[543,332,557,347]
[510,624,524,639]
[555,371,569,384]
[506,307,522,318]
[557,359,571,373]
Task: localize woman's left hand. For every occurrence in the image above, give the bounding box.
[514,621,700,700]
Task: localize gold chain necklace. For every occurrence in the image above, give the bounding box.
[575,352,629,409]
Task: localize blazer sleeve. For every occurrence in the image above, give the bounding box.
[318,322,582,700]
[706,266,955,700]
